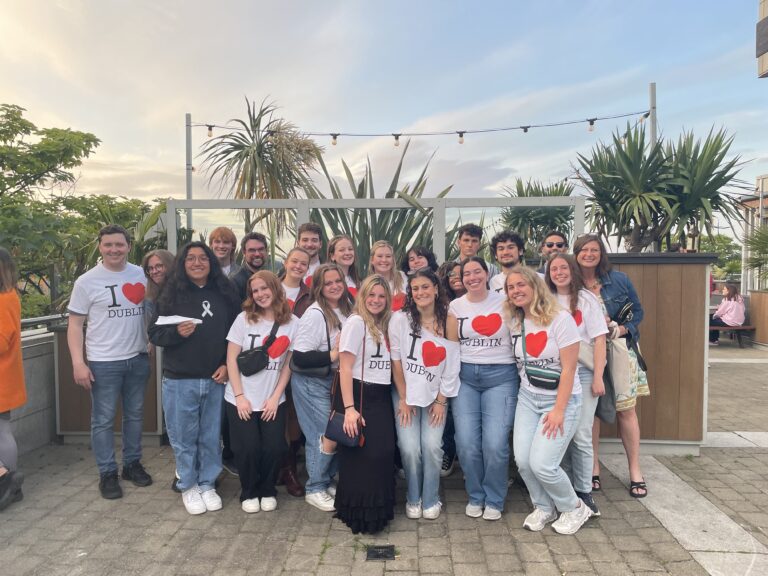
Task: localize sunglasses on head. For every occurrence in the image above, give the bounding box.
[545,242,566,248]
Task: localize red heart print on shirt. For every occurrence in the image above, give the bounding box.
[305,276,313,288]
[572,310,583,326]
[287,299,295,311]
[122,283,145,305]
[472,313,502,337]
[264,335,290,359]
[392,293,406,311]
[525,331,548,357]
[422,341,446,367]
[348,286,358,298]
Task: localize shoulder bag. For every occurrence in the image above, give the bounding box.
[236,321,279,377]
[521,319,561,391]
[324,328,366,448]
[289,309,332,378]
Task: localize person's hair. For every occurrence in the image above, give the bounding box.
[354,274,391,345]
[278,247,311,281]
[723,283,741,302]
[0,247,18,293]
[541,230,568,248]
[157,241,240,313]
[573,234,612,278]
[404,268,449,338]
[400,245,438,274]
[142,249,175,301]
[297,222,323,240]
[460,256,490,291]
[504,265,560,329]
[368,240,403,293]
[436,261,464,300]
[240,231,268,253]
[457,223,483,240]
[98,224,131,245]
[310,263,354,331]
[327,234,360,286]
[243,270,293,325]
[544,253,583,315]
[208,227,237,262]
[491,230,525,261]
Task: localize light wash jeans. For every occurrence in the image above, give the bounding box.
[391,389,445,509]
[562,366,600,493]
[162,377,224,493]
[291,373,338,495]
[89,353,150,474]
[453,362,519,512]
[514,387,581,514]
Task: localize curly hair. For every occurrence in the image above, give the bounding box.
[354,274,391,345]
[243,271,293,325]
[504,265,561,330]
[436,261,465,300]
[404,268,449,338]
[544,253,584,316]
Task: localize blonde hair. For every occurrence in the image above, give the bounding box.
[368,240,403,294]
[354,274,391,345]
[243,271,293,325]
[504,266,561,330]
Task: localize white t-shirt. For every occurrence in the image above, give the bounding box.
[345,274,358,298]
[448,291,514,364]
[389,311,460,406]
[225,313,299,410]
[489,272,507,294]
[556,290,608,348]
[282,284,301,310]
[511,309,581,396]
[67,263,148,361]
[339,314,391,385]
[305,259,320,283]
[292,302,347,354]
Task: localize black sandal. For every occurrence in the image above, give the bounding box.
[592,475,601,492]
[630,480,648,498]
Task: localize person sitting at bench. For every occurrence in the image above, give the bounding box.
[709,283,745,345]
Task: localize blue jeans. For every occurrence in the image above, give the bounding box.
[453,362,519,511]
[562,366,599,493]
[291,373,338,495]
[514,387,581,514]
[89,354,150,475]
[392,389,445,509]
[162,377,224,492]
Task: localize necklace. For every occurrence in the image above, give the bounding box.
[586,279,601,291]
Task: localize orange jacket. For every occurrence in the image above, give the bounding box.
[0,290,26,412]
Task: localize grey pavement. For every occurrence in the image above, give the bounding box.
[1,341,767,575]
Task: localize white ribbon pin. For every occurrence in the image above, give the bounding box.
[201,300,213,318]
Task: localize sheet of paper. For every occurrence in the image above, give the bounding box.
[155,315,203,325]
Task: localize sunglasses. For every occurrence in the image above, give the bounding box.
[545,242,566,248]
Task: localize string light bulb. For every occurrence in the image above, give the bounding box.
[522,126,530,134]
[587,119,596,132]
[393,134,401,147]
[206,125,213,137]
[639,111,650,124]
[457,131,465,144]
[331,133,338,146]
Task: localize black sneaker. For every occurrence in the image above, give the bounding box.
[0,471,24,511]
[222,457,239,477]
[576,491,600,517]
[99,471,123,500]
[122,461,153,487]
[440,454,455,478]
[171,470,181,493]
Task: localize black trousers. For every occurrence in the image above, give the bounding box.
[709,315,729,342]
[226,401,287,500]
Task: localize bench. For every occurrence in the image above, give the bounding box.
[709,325,755,348]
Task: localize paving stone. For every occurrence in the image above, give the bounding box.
[418,537,451,557]
[520,561,562,575]
[419,555,453,573]
[485,553,522,572]
[452,563,491,576]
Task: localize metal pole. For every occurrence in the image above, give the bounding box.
[185,113,193,231]
[649,82,657,146]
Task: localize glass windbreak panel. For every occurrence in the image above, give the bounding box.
[444,206,507,263]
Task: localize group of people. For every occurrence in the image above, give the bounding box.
[51,221,651,537]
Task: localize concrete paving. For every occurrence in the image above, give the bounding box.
[1,342,766,575]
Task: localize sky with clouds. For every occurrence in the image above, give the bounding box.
[2,0,767,238]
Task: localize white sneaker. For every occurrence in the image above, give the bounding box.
[326,482,337,498]
[241,498,260,513]
[552,501,592,535]
[305,490,335,512]
[482,507,502,521]
[182,486,206,515]
[200,489,222,511]
[405,501,422,519]
[465,503,483,518]
[523,507,558,531]
[423,502,442,520]
[260,496,277,512]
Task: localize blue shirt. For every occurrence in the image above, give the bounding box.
[600,270,643,341]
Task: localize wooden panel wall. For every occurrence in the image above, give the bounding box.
[56,329,159,434]
[600,262,707,442]
[751,291,768,345]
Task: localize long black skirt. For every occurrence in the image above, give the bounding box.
[333,380,396,534]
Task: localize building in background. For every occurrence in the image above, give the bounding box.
[759,1,768,77]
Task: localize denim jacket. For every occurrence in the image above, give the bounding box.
[600,270,643,341]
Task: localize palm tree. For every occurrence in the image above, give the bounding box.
[199,98,322,236]
[745,225,768,284]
